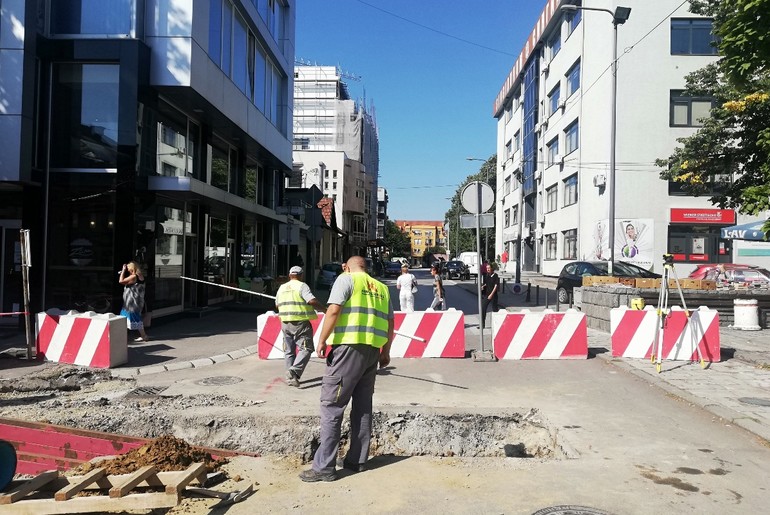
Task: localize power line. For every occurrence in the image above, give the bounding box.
[354,0,517,57]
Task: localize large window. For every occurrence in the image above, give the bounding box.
[546,185,558,213]
[566,60,580,97]
[566,2,582,36]
[563,229,578,259]
[210,137,231,191]
[548,30,561,60]
[209,0,223,67]
[547,137,560,167]
[545,234,557,260]
[671,19,718,55]
[670,90,714,127]
[50,64,119,169]
[564,174,578,206]
[565,120,579,154]
[51,0,134,36]
[155,101,200,179]
[548,84,561,116]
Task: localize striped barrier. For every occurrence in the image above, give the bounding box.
[256,308,466,359]
[36,310,128,368]
[610,306,720,362]
[491,309,588,359]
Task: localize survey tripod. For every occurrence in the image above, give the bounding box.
[651,254,705,373]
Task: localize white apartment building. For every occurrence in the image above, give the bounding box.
[494,0,740,279]
[292,65,379,251]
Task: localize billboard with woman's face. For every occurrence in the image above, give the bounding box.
[592,219,654,270]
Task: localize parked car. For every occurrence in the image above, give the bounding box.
[457,251,480,277]
[444,260,470,280]
[689,263,767,280]
[383,261,403,278]
[316,262,343,290]
[556,260,661,304]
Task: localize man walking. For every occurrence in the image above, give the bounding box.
[275,266,326,387]
[480,263,499,329]
[299,256,394,482]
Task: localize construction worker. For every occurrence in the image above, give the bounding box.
[299,256,394,482]
[275,266,326,387]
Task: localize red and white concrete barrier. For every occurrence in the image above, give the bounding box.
[610,306,720,362]
[257,309,466,359]
[491,309,588,359]
[36,310,128,368]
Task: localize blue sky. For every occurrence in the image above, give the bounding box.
[295,0,548,221]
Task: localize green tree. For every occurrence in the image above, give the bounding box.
[384,219,411,257]
[445,156,497,259]
[659,1,770,218]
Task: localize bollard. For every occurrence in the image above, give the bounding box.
[526,282,531,302]
[545,288,549,309]
[501,278,506,294]
[556,292,560,311]
[535,285,540,306]
[569,291,573,309]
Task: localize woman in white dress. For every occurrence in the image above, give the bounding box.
[395,264,417,312]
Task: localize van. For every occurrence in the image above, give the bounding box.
[458,252,480,277]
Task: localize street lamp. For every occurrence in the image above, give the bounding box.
[560,4,631,274]
[466,157,489,261]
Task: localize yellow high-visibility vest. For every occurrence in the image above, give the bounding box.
[331,272,390,348]
[276,280,317,322]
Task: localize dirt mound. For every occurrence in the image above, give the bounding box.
[78,435,228,475]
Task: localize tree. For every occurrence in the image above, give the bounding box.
[658,0,770,218]
[384,219,411,257]
[445,156,497,258]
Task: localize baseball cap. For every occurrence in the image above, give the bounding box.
[289,266,303,275]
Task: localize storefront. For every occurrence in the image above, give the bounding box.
[668,208,735,264]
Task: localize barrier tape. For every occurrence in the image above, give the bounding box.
[0,311,30,316]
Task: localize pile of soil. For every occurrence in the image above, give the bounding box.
[78,435,228,475]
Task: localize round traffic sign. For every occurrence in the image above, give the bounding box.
[460,181,494,214]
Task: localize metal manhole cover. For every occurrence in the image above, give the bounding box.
[532,507,615,515]
[738,397,770,407]
[126,386,167,397]
[195,376,243,386]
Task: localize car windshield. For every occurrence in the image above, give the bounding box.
[322,264,342,273]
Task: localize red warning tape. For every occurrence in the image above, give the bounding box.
[0,312,30,316]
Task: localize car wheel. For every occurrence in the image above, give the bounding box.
[557,287,569,304]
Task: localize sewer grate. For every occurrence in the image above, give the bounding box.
[126,386,168,397]
[194,376,243,386]
[738,397,770,407]
[531,506,615,515]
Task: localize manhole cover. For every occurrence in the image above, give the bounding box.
[126,386,167,397]
[532,507,615,515]
[195,376,243,386]
[738,397,770,407]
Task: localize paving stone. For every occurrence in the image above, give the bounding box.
[211,353,232,364]
[164,361,194,372]
[138,365,167,376]
[191,358,215,368]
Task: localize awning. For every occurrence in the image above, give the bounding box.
[720,220,768,240]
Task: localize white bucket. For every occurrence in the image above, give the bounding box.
[732,298,761,330]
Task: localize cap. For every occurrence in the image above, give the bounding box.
[289,266,303,275]
[401,264,409,269]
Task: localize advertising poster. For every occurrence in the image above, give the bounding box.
[592,219,654,270]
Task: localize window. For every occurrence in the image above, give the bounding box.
[671,19,718,55]
[566,60,580,97]
[548,84,561,115]
[504,209,510,227]
[333,170,338,178]
[546,185,558,213]
[670,90,714,127]
[513,131,521,152]
[51,0,134,36]
[505,102,513,123]
[563,229,577,259]
[324,169,329,178]
[547,137,560,166]
[414,239,421,245]
[546,234,558,260]
[324,181,329,189]
[548,30,561,60]
[565,120,579,154]
[564,175,578,206]
[512,205,519,225]
[506,140,512,159]
[504,176,511,195]
[566,3,582,36]
[332,182,337,190]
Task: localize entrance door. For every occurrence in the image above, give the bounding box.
[0,221,22,327]
[184,236,198,308]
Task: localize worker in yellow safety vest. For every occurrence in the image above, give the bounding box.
[275,266,326,387]
[299,256,394,482]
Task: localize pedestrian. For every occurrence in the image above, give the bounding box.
[275,266,326,387]
[396,264,417,312]
[119,261,149,342]
[299,256,394,482]
[429,264,445,310]
[480,263,500,329]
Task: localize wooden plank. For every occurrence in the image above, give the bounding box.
[54,468,106,501]
[0,470,60,505]
[108,466,156,498]
[40,470,202,492]
[165,463,207,495]
[0,492,179,515]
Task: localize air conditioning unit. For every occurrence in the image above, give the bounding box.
[558,99,567,110]
[535,228,543,240]
[542,62,550,74]
[534,170,542,181]
[593,174,607,187]
[554,154,563,166]
[522,226,531,239]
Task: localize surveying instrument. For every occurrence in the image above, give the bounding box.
[651,253,705,373]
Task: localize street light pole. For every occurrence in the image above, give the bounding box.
[560,5,630,275]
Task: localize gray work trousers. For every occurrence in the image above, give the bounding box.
[312,344,380,473]
[281,321,315,379]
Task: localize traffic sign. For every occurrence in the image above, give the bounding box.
[460,213,494,229]
[461,181,494,214]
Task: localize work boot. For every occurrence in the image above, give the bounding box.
[299,468,337,482]
[285,370,299,387]
[339,459,366,473]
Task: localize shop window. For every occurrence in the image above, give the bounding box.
[155,206,185,310]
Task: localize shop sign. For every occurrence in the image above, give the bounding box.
[69,238,94,266]
[670,208,735,224]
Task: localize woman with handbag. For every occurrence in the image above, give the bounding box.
[119,261,149,342]
[395,264,417,312]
